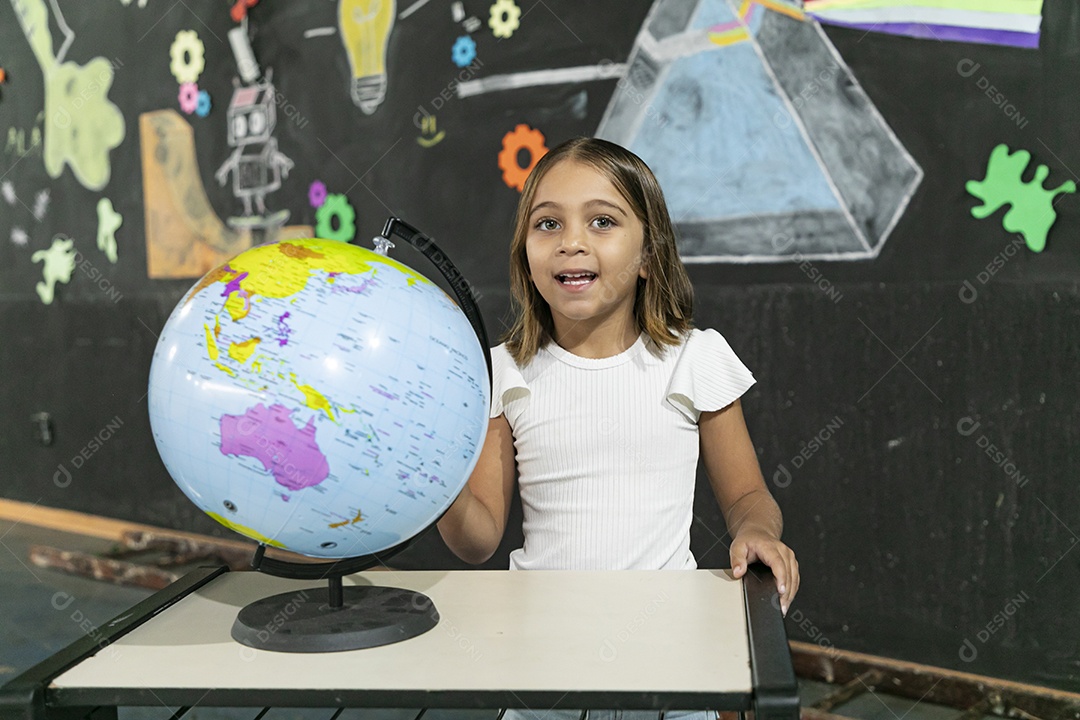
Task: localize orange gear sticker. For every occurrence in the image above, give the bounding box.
[498,124,548,192]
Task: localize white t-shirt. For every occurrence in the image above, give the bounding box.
[489,328,756,571]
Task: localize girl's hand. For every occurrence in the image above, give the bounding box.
[730,531,799,616]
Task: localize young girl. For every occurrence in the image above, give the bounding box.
[437,137,798,720]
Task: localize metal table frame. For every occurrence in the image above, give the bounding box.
[0,565,798,720]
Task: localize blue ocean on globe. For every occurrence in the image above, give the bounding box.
[147,238,490,559]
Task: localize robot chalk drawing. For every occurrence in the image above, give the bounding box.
[214,71,294,230]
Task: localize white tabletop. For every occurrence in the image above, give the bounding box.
[51,569,751,697]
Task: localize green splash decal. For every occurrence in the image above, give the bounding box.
[966,143,1076,253]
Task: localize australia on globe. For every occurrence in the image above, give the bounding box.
[148,238,490,559]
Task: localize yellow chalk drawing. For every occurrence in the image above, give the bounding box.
[10,0,126,190]
[339,0,394,114]
[207,511,286,548]
[228,337,261,364]
[204,323,220,360]
[290,372,336,421]
[30,234,76,304]
[96,197,122,263]
[140,111,253,279]
[5,112,43,158]
[329,508,364,529]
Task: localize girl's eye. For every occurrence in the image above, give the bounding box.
[593,216,615,229]
[536,218,559,231]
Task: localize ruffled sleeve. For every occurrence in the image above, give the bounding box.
[665,329,756,423]
[489,343,531,419]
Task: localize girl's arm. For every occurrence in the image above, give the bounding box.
[699,399,800,614]
[436,414,517,565]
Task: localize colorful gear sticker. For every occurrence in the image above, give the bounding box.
[488,0,521,38]
[308,180,328,208]
[195,89,212,117]
[315,193,357,242]
[170,30,206,84]
[452,35,477,68]
[178,83,199,114]
[498,124,548,192]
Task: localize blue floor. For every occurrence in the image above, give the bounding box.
[0,518,995,720]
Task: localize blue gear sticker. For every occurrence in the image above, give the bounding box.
[195,90,212,118]
[451,36,477,68]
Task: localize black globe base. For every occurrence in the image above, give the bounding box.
[231,583,440,653]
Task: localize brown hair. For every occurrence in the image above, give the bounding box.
[503,137,694,364]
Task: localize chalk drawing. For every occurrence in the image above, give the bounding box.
[595,0,922,263]
[31,234,76,304]
[9,0,126,191]
[804,0,1042,49]
[340,0,396,114]
[214,73,294,228]
[97,197,123,263]
[140,110,253,278]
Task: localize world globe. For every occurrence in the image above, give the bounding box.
[148,237,490,560]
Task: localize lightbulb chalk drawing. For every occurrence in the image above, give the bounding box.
[339,0,395,114]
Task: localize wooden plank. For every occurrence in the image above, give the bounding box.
[0,497,253,549]
[28,545,183,590]
[790,640,1080,718]
[799,708,861,720]
[951,698,993,720]
[27,529,258,590]
[810,671,881,712]
[0,498,398,572]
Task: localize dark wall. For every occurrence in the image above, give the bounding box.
[1,0,1077,691]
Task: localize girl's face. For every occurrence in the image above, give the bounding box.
[525,160,647,340]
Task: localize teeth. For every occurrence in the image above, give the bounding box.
[558,272,596,285]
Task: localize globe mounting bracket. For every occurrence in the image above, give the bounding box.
[370,217,492,386]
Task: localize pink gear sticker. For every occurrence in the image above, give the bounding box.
[309,180,328,208]
[178,82,199,114]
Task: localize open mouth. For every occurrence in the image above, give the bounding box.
[556,272,597,287]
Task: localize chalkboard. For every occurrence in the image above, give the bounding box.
[1,0,1077,691]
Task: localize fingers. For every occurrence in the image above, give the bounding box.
[766,546,798,617]
[741,542,799,617]
[788,555,800,609]
[729,541,751,578]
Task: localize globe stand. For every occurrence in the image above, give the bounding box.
[231,544,440,653]
[230,575,439,653]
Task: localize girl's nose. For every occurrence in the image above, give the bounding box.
[557,225,588,254]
